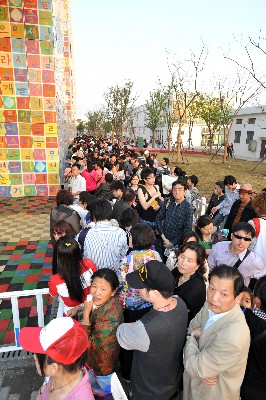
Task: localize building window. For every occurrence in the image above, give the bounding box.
[234,131,241,143]
[236,119,242,124]
[248,118,256,124]
[246,131,254,144]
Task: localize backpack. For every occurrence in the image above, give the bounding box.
[78,227,91,255]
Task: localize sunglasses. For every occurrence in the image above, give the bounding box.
[53,230,65,236]
[233,233,252,242]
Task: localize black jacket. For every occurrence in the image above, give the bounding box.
[224,200,257,235]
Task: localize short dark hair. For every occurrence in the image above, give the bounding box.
[215,181,225,192]
[89,198,112,221]
[105,163,115,172]
[231,222,255,238]
[91,268,119,291]
[146,287,173,299]
[209,265,245,297]
[71,162,81,170]
[122,188,136,203]
[79,191,96,210]
[119,208,139,230]
[188,175,198,186]
[56,189,74,206]
[105,172,114,183]
[162,157,169,165]
[175,242,206,278]
[130,223,156,250]
[224,175,237,185]
[141,167,154,180]
[36,349,88,377]
[173,178,188,191]
[174,166,183,176]
[182,231,199,244]
[110,180,125,192]
[254,277,266,312]
[195,215,214,240]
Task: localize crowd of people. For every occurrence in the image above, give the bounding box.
[19,135,266,400]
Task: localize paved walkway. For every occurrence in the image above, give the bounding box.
[0,196,54,399]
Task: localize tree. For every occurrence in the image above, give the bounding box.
[76,120,86,135]
[195,94,222,154]
[86,109,103,135]
[163,45,207,160]
[104,81,138,142]
[145,89,167,148]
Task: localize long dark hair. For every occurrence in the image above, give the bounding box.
[55,235,84,303]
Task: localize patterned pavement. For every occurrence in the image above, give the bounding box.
[0,196,54,346]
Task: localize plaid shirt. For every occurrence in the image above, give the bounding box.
[155,198,193,247]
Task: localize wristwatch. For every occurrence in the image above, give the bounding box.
[186,333,195,339]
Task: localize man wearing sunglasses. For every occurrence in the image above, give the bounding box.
[208,222,266,288]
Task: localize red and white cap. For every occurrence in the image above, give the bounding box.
[19,317,88,365]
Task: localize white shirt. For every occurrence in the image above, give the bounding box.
[204,308,232,331]
[69,174,86,197]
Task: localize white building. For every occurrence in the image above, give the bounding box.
[229,106,266,160]
[132,105,207,148]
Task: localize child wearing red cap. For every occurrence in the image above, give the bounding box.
[19,317,95,399]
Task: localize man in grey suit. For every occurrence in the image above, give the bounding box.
[183,265,250,400]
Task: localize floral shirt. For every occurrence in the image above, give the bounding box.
[117,249,161,310]
[85,296,123,376]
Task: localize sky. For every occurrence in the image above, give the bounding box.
[71,0,266,118]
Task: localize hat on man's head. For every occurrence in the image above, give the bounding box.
[144,150,150,155]
[18,317,88,365]
[239,183,253,194]
[126,260,175,292]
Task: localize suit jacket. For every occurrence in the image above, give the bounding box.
[183,302,250,400]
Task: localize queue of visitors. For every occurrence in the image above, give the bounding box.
[18,134,266,400]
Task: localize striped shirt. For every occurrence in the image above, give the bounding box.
[76,221,128,270]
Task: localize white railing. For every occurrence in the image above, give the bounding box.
[195,196,208,218]
[0,288,49,353]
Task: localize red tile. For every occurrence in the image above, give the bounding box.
[18,298,34,308]
[44,257,52,262]
[10,254,23,260]
[0,284,9,292]
[17,264,31,270]
[25,275,39,283]
[3,331,15,344]
[26,244,38,249]
[29,306,38,317]
[18,241,28,245]
[41,268,52,275]
[0,319,10,331]
[4,246,16,250]
[34,253,45,258]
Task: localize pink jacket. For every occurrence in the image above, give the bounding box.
[82,169,97,192]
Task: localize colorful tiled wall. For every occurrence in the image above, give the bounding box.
[0,0,75,197]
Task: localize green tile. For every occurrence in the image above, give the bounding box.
[13,250,25,254]
[0,332,5,343]
[29,269,41,275]
[0,309,13,319]
[0,271,15,277]
[0,255,9,260]
[23,283,37,290]
[9,317,28,331]
[17,258,33,264]
[11,276,25,284]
